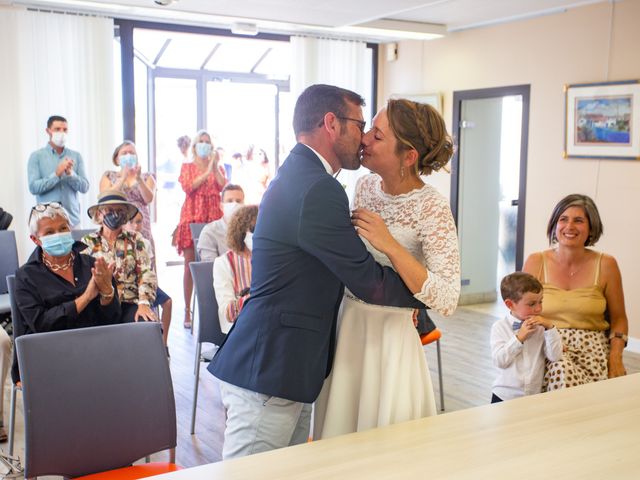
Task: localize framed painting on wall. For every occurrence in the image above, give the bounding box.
[390,93,442,114]
[564,80,640,160]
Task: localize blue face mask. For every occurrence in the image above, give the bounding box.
[120,153,138,169]
[40,231,74,257]
[195,142,212,158]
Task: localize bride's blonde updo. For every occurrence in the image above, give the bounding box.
[386,99,453,176]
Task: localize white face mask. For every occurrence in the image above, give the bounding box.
[244,232,253,251]
[51,131,67,148]
[222,201,242,222]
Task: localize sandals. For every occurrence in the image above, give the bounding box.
[183,309,192,329]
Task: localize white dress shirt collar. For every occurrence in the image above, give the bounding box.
[302,144,333,175]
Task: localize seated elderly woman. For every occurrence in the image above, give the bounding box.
[14,202,121,380]
[213,205,258,334]
[82,190,157,323]
[523,194,628,389]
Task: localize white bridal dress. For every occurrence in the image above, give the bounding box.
[314,174,460,439]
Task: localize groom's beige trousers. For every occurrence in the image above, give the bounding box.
[218,379,312,460]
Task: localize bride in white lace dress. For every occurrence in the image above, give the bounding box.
[314,99,461,439]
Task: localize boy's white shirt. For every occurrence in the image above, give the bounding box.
[490,313,563,400]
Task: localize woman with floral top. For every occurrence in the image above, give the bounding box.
[99,140,157,267]
[83,190,157,323]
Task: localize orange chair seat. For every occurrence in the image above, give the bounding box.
[420,328,442,346]
[74,462,182,480]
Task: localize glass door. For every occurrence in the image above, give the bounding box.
[153,77,198,265]
[206,81,277,205]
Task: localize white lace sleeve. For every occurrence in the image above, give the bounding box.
[415,189,461,316]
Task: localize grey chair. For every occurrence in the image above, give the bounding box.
[189,222,206,262]
[71,228,98,242]
[188,223,207,333]
[0,231,19,316]
[6,274,25,458]
[15,323,179,478]
[189,261,226,434]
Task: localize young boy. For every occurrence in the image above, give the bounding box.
[127,212,172,351]
[490,271,563,403]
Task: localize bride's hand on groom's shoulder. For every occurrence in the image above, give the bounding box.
[351,208,399,254]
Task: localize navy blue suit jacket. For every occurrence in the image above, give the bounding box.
[209,144,424,403]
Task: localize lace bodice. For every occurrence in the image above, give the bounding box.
[354,174,460,316]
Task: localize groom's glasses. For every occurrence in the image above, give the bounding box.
[317,116,367,133]
[336,116,367,133]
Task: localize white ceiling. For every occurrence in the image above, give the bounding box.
[10,0,610,40]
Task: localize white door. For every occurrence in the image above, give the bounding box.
[455,93,525,304]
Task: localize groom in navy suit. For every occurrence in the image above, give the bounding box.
[210,84,425,459]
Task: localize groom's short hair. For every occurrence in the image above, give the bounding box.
[293,84,364,138]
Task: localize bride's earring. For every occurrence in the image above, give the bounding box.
[400,166,405,179]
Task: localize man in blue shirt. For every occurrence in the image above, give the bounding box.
[27,115,90,226]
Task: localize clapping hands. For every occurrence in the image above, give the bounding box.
[56,157,74,177]
[92,257,115,296]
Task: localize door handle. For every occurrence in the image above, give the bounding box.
[511,199,519,206]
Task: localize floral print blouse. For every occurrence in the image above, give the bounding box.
[82,229,157,305]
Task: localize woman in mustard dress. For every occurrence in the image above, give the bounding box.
[523,194,628,389]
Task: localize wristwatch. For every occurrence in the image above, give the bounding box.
[608,332,628,347]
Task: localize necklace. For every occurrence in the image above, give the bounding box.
[43,253,74,272]
[568,258,587,277]
[554,249,586,277]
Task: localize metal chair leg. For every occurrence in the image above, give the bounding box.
[190,293,196,335]
[193,338,202,375]
[436,339,445,412]
[8,383,20,456]
[190,345,202,435]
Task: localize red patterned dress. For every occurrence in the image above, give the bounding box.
[174,162,225,254]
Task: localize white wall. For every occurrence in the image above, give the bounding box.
[379,0,640,338]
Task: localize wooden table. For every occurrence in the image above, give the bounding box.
[154,374,640,479]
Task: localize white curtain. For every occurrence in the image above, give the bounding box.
[290,36,372,206]
[0,7,115,261]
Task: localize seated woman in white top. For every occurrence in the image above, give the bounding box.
[213,205,258,333]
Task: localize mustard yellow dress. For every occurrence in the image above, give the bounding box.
[537,251,609,390]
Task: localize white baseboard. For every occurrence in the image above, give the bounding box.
[626,336,640,354]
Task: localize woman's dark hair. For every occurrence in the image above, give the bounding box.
[226,205,259,253]
[546,194,603,246]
